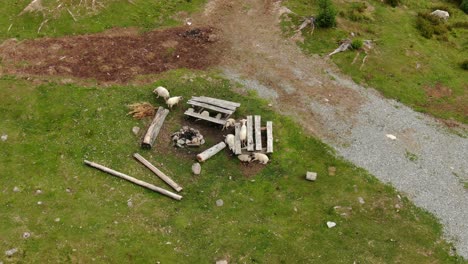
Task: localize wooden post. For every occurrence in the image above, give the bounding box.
[254,115,262,151]
[84,160,182,201]
[247,116,254,151]
[266,121,273,153]
[133,153,183,192]
[234,122,242,155]
[196,142,226,162]
[142,107,169,149]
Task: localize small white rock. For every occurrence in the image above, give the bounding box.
[386,134,397,140]
[22,232,31,239]
[66,188,71,193]
[1,134,8,141]
[216,199,224,207]
[13,186,20,192]
[326,221,337,228]
[216,260,228,264]
[35,189,42,194]
[306,172,317,181]
[54,218,60,222]
[5,248,18,256]
[192,162,201,175]
[37,201,43,205]
[127,199,133,208]
[358,197,365,204]
[132,126,140,135]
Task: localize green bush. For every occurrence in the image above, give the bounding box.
[461,0,468,13]
[347,2,370,21]
[415,12,449,39]
[385,0,401,7]
[316,0,337,28]
[351,39,364,50]
[461,60,468,70]
[416,15,435,38]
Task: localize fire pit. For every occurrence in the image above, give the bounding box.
[172,126,205,148]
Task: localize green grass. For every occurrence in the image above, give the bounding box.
[0,0,205,41]
[0,70,465,262]
[283,0,468,123]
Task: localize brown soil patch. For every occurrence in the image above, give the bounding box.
[0,27,222,83]
[424,83,453,99]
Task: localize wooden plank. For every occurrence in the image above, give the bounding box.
[187,100,234,115]
[184,111,226,125]
[84,160,182,201]
[142,107,169,149]
[234,123,242,155]
[133,153,183,192]
[191,96,240,110]
[197,142,226,162]
[246,116,254,151]
[266,121,273,153]
[254,115,262,151]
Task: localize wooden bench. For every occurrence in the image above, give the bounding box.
[185,96,240,126]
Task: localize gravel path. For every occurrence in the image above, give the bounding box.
[195,0,468,258]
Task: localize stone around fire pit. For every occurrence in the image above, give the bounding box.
[172,126,205,148]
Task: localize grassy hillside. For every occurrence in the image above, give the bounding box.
[0,70,465,262]
[283,0,468,123]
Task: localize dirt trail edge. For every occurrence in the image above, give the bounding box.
[193,0,468,258]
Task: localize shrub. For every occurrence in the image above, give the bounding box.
[316,0,337,28]
[385,0,401,7]
[347,3,370,22]
[461,0,468,13]
[416,15,435,38]
[461,60,468,70]
[351,39,363,50]
[415,12,449,39]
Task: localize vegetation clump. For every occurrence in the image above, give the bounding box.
[351,39,363,50]
[316,0,337,28]
[385,0,401,7]
[416,12,449,39]
[461,60,468,70]
[347,2,371,22]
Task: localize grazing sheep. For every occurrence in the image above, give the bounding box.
[166,96,183,109]
[239,119,247,147]
[224,134,235,151]
[153,86,170,100]
[200,110,210,117]
[430,10,449,20]
[237,154,252,163]
[222,118,236,130]
[251,152,269,164]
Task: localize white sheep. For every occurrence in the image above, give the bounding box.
[200,110,210,117]
[239,119,247,147]
[431,10,449,20]
[222,118,236,130]
[166,96,183,109]
[224,134,235,151]
[251,152,269,164]
[237,154,252,163]
[153,86,170,100]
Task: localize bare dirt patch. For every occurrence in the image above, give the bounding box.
[424,83,453,99]
[0,27,222,83]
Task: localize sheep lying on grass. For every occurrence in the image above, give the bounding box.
[222,118,236,130]
[237,154,252,162]
[251,152,269,164]
[166,96,183,109]
[224,134,235,151]
[153,86,170,100]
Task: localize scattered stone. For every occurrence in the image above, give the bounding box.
[268,103,273,107]
[54,218,60,222]
[386,134,397,140]
[66,188,71,193]
[37,201,42,205]
[35,189,42,195]
[306,171,317,181]
[13,186,20,192]
[216,199,224,207]
[328,166,336,176]
[5,248,18,256]
[358,197,365,204]
[132,126,140,135]
[326,221,337,228]
[172,126,205,148]
[1,134,8,141]
[192,162,201,175]
[395,204,401,209]
[216,260,228,264]
[127,199,133,208]
[22,232,31,239]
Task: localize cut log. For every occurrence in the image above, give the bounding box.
[84,160,182,201]
[266,121,273,153]
[142,107,169,148]
[254,115,262,151]
[197,142,226,162]
[328,39,351,57]
[133,153,183,192]
[234,123,242,155]
[246,115,254,151]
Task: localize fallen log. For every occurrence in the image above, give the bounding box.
[133,153,183,192]
[142,106,169,148]
[84,160,182,200]
[328,39,351,57]
[196,142,226,162]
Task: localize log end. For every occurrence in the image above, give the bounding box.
[196,154,204,162]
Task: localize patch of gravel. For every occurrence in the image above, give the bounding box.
[223,69,279,100]
[314,71,468,258]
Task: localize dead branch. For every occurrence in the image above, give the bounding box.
[67,8,77,22]
[37,19,49,33]
[127,102,156,119]
[360,55,368,70]
[297,16,315,34]
[19,0,43,16]
[328,39,351,57]
[351,51,361,65]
